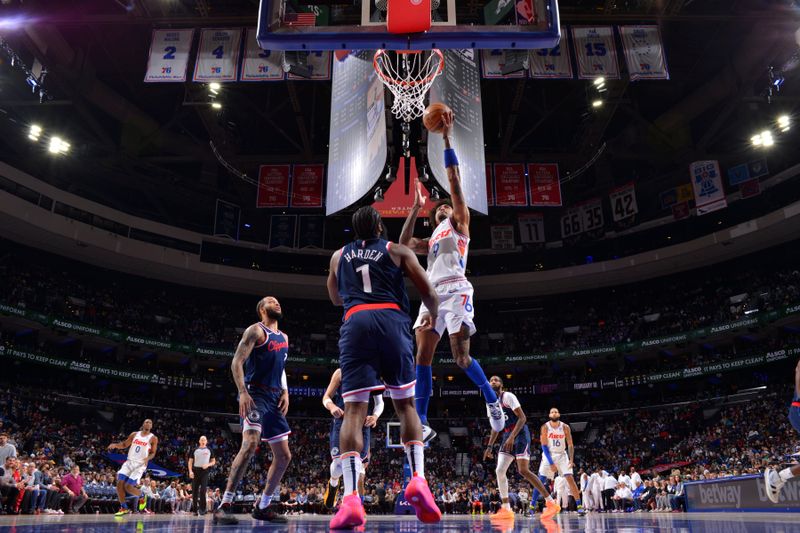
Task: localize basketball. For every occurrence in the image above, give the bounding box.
[423,102,451,134]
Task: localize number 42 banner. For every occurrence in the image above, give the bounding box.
[193,28,242,82]
[144,29,194,83]
[609,182,639,222]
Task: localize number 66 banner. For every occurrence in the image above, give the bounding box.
[571,26,619,79]
[144,29,194,83]
[193,28,242,82]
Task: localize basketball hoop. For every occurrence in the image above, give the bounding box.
[374,49,444,123]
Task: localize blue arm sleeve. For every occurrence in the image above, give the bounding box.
[542,445,554,465]
[444,148,459,168]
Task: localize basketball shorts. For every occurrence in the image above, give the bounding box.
[240,387,291,444]
[413,279,476,338]
[538,451,573,479]
[118,460,147,484]
[330,418,371,463]
[790,394,800,435]
[339,308,415,401]
[499,426,531,460]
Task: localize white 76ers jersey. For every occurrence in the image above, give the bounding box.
[128,431,154,463]
[545,422,567,453]
[427,217,469,288]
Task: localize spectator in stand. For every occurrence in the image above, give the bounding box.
[630,467,642,490]
[612,482,633,512]
[0,434,16,466]
[60,465,88,514]
[670,476,686,512]
[0,457,22,514]
[162,481,178,513]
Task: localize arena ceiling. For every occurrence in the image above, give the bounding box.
[0,0,799,233]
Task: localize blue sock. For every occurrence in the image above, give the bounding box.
[415,365,432,425]
[463,358,497,403]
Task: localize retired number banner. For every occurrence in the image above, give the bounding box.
[491,225,515,250]
[481,50,526,79]
[528,163,562,206]
[257,165,291,208]
[493,163,527,206]
[530,27,574,79]
[290,164,324,207]
[690,160,727,215]
[619,26,669,81]
[560,208,583,239]
[193,28,242,83]
[579,198,604,233]
[240,28,283,81]
[144,29,194,83]
[609,182,639,221]
[518,213,545,243]
[571,26,620,80]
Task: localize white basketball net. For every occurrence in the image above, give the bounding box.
[374,49,444,123]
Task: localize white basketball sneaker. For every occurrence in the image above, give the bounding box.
[487,400,505,432]
[422,424,438,444]
[764,468,784,503]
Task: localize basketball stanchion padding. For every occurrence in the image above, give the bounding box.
[387,0,432,34]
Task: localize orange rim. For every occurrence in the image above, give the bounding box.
[373,49,445,88]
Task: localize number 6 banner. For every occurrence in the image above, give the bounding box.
[144,29,194,83]
[193,28,242,83]
[571,26,619,80]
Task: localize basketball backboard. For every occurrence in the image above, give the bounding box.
[257,0,561,51]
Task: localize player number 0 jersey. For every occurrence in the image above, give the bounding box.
[427,217,469,288]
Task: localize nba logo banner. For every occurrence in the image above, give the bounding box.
[528,163,562,206]
[619,26,669,81]
[689,160,727,216]
[257,165,291,208]
[290,164,324,207]
[144,29,194,83]
[240,28,283,81]
[193,28,242,82]
[493,164,528,206]
[530,27,574,79]
[571,26,620,80]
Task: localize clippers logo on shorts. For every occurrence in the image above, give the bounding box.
[427,218,469,287]
[245,324,288,390]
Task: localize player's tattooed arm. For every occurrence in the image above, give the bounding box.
[232,325,261,418]
[327,250,343,306]
[399,180,430,255]
[441,111,470,237]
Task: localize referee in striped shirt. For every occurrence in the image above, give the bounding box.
[189,436,216,515]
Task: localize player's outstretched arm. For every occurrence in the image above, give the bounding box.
[327,250,343,306]
[390,243,439,322]
[322,369,344,418]
[107,432,135,451]
[232,325,261,418]
[441,111,470,237]
[399,180,430,255]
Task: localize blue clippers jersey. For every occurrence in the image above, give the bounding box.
[337,238,410,315]
[501,392,518,431]
[245,322,288,389]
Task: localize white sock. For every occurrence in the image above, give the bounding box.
[495,453,512,501]
[404,440,425,478]
[222,491,235,505]
[779,468,795,482]
[341,452,362,496]
[258,492,272,510]
[330,458,342,483]
[329,477,339,487]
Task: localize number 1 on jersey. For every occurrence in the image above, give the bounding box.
[356,264,372,293]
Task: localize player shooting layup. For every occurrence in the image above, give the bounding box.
[764,357,800,502]
[399,110,505,440]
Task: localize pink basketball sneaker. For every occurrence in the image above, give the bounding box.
[404,476,442,524]
[329,494,366,529]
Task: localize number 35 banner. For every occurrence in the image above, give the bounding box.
[193,28,242,82]
[571,26,619,80]
[144,29,194,83]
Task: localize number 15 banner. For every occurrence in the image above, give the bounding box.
[193,29,242,82]
[571,26,619,80]
[144,29,194,83]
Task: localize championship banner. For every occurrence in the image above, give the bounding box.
[571,26,620,79]
[493,163,528,206]
[619,25,669,81]
[486,164,495,206]
[240,28,283,81]
[144,29,194,83]
[579,198,604,233]
[481,50,526,79]
[287,51,332,80]
[528,163,562,206]
[609,182,638,222]
[518,213,545,243]
[268,214,297,249]
[213,199,240,240]
[689,160,727,215]
[257,165,291,208]
[490,225,515,250]
[290,164,324,207]
[560,208,583,239]
[530,27,574,79]
[298,215,325,248]
[193,28,242,83]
